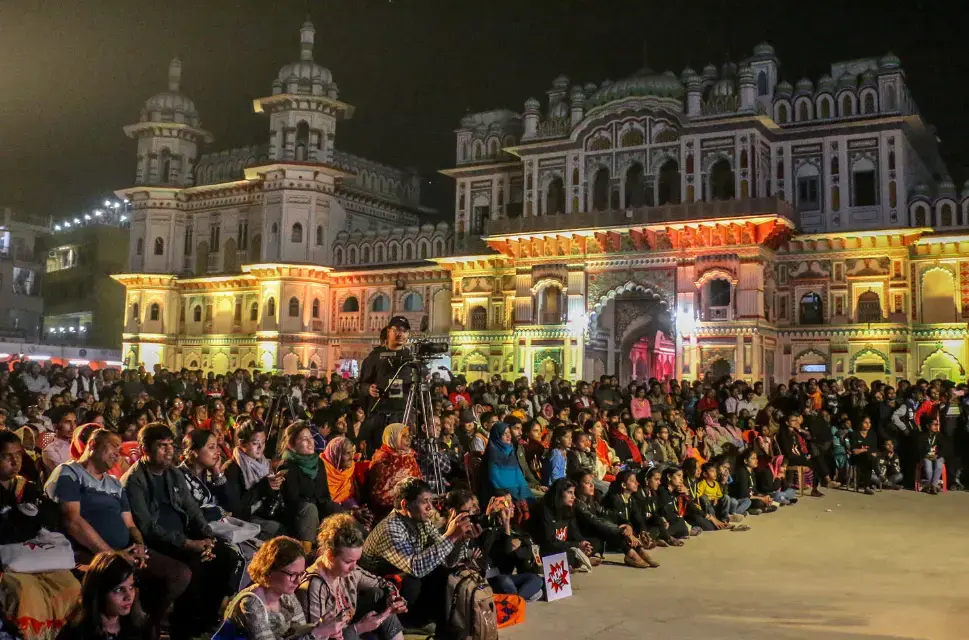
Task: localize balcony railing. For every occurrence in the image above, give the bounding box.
[706,306,730,321]
[486,196,796,237]
[337,314,360,332]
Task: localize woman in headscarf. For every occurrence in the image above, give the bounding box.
[608,422,643,467]
[320,436,359,507]
[484,423,534,502]
[367,423,422,520]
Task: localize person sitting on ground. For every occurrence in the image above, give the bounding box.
[645,424,678,470]
[178,429,230,522]
[571,472,658,569]
[875,439,904,490]
[222,421,286,538]
[631,467,682,547]
[680,458,728,530]
[729,450,776,516]
[483,423,535,502]
[1,430,82,640]
[41,407,77,475]
[224,536,346,640]
[122,423,243,638]
[657,467,700,537]
[533,478,596,571]
[321,436,361,507]
[474,490,545,601]
[360,478,479,631]
[507,420,545,496]
[299,513,407,640]
[45,428,186,639]
[279,422,341,546]
[919,416,945,494]
[541,427,571,486]
[608,421,643,468]
[55,551,147,640]
[367,424,423,520]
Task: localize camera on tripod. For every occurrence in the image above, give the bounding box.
[412,339,449,359]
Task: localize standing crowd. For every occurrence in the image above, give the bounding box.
[0,357,964,640]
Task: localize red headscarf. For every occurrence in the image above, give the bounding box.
[609,425,643,464]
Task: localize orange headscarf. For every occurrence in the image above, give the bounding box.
[321,437,356,505]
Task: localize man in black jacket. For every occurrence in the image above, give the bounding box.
[358,317,412,455]
[122,424,242,638]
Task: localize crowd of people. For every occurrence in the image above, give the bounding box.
[0,340,965,640]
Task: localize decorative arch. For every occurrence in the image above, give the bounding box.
[694,268,738,288]
[369,291,391,312]
[920,265,958,323]
[848,347,890,375]
[588,281,671,323]
[530,277,568,296]
[920,347,965,381]
[794,347,828,364]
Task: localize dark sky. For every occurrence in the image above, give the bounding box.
[2,0,967,222]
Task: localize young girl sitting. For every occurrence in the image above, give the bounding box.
[875,439,904,490]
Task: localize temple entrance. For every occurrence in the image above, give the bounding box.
[588,284,673,385]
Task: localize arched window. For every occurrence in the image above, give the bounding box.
[756,71,768,96]
[315,225,323,246]
[149,303,160,321]
[591,167,610,211]
[266,297,276,318]
[295,121,310,161]
[136,238,144,256]
[153,237,164,255]
[288,297,300,317]
[819,98,831,119]
[709,159,735,201]
[539,285,564,324]
[624,163,646,208]
[193,305,202,322]
[863,93,876,114]
[312,298,320,318]
[796,101,809,122]
[709,280,731,307]
[469,306,487,330]
[545,177,565,214]
[914,206,927,227]
[657,160,680,205]
[334,247,343,265]
[922,269,957,323]
[376,245,384,262]
[390,245,398,261]
[941,204,954,227]
[799,293,823,325]
[250,301,258,321]
[777,103,789,124]
[371,294,390,312]
[419,243,428,260]
[841,94,854,117]
[348,247,357,265]
[291,223,303,243]
[856,291,882,323]
[362,246,371,263]
[159,148,172,183]
[342,296,360,313]
[403,292,423,312]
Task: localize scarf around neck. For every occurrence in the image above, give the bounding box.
[233,447,270,490]
[284,449,320,479]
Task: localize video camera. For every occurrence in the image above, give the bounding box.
[412,339,449,359]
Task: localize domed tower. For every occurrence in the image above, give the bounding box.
[254,17,354,164]
[124,57,213,186]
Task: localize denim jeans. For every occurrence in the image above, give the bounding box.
[773,487,797,505]
[718,495,750,517]
[489,572,544,601]
[922,457,945,486]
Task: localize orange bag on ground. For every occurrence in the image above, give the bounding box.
[494,594,526,629]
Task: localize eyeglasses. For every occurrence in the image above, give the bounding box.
[276,568,305,582]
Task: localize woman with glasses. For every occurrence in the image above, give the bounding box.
[224,536,345,640]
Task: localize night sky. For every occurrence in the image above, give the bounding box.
[2,0,967,222]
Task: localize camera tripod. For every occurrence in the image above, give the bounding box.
[395,359,447,496]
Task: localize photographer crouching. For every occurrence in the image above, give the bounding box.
[357,316,413,457]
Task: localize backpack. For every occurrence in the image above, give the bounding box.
[439,566,498,640]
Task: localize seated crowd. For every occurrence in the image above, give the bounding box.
[0,360,965,640]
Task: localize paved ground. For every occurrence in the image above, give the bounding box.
[503,489,969,640]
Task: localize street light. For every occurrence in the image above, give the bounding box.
[104,200,111,207]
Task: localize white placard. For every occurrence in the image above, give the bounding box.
[541,552,572,601]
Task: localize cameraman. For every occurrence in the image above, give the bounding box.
[358,316,412,456]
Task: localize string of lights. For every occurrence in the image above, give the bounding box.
[52,198,131,232]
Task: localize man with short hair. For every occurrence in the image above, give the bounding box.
[41,406,76,474]
[122,424,241,637]
[361,477,479,629]
[45,428,190,636]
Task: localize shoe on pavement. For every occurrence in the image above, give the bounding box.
[728,514,745,524]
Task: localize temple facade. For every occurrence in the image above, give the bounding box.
[115,34,969,387]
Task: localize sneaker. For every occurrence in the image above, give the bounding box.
[571,546,594,572]
[788,498,798,505]
[763,505,779,513]
[747,508,763,516]
[810,488,825,498]
[527,590,544,602]
[727,513,745,524]
[826,480,841,489]
[863,488,875,495]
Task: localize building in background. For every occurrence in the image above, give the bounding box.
[0,206,49,342]
[41,200,130,349]
[114,33,969,386]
